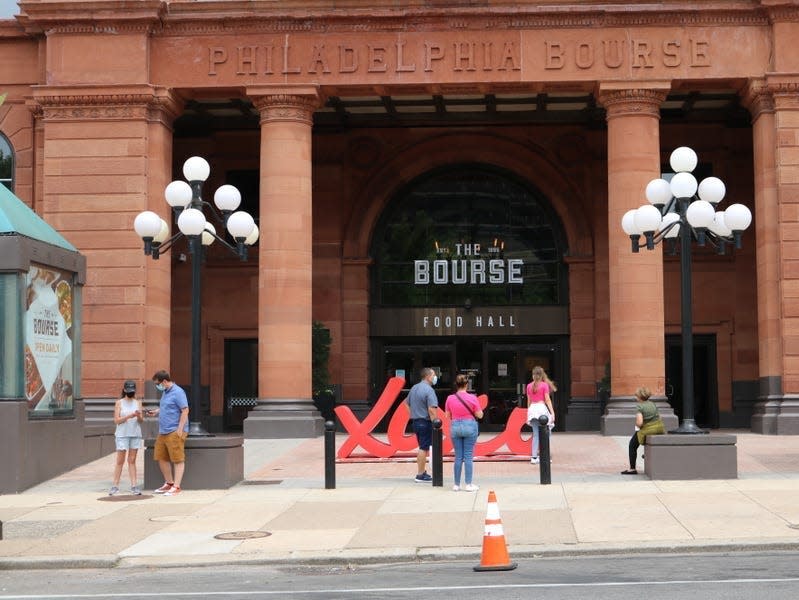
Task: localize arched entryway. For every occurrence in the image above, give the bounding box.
[368,163,571,430]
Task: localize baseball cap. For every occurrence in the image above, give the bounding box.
[123,380,136,393]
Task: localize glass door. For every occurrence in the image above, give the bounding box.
[381,343,455,430]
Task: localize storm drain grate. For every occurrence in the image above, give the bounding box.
[241,480,283,485]
[215,531,272,540]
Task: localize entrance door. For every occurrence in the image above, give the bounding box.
[224,338,258,431]
[377,339,566,430]
[665,334,718,428]
[382,343,455,429]
[485,343,560,430]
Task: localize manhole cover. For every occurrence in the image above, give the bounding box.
[241,480,283,485]
[214,531,272,540]
[97,495,152,502]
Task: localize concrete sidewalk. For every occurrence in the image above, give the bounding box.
[2,431,799,569]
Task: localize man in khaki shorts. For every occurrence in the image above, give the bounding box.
[145,370,189,496]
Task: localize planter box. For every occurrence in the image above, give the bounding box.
[645,434,737,480]
[144,434,243,489]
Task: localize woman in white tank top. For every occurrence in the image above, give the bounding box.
[110,380,144,495]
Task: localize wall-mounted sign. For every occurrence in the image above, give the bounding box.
[371,306,569,337]
[414,241,523,285]
[25,265,74,414]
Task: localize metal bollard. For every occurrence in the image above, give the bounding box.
[432,419,443,487]
[324,420,336,489]
[538,415,552,485]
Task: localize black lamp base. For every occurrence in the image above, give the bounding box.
[188,421,214,437]
[668,419,708,435]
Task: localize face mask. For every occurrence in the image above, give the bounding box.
[431,375,438,386]
[125,392,135,398]
[155,383,165,392]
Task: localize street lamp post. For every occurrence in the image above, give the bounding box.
[133,156,259,436]
[621,146,752,434]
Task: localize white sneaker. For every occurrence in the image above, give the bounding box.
[452,485,460,492]
[530,457,540,464]
[464,484,479,492]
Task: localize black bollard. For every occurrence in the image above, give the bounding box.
[432,418,443,487]
[324,420,336,489]
[538,415,551,485]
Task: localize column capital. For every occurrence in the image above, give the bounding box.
[247,85,321,125]
[742,78,775,119]
[596,82,670,120]
[29,84,183,125]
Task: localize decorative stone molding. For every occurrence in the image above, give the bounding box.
[765,5,799,24]
[596,87,669,119]
[156,8,769,36]
[742,79,775,119]
[16,0,165,35]
[30,86,182,124]
[251,93,320,125]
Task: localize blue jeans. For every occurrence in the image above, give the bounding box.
[450,419,479,485]
[531,421,550,458]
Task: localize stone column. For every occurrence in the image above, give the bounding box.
[597,83,677,435]
[768,76,799,434]
[744,80,783,434]
[244,87,323,438]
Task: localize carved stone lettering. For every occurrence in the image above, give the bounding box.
[237,46,258,75]
[543,39,708,70]
[205,36,708,78]
[307,45,331,74]
[209,47,227,76]
[339,44,358,73]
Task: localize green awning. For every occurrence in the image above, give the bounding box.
[0,185,77,252]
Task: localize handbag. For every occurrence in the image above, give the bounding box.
[455,392,481,422]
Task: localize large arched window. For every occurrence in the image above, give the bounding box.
[0,133,13,192]
[371,164,568,308]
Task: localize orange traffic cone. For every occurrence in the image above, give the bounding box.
[473,490,518,571]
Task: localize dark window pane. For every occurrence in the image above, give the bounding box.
[372,165,567,307]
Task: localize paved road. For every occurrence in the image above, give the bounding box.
[2,551,799,599]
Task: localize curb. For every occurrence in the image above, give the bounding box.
[0,555,119,571]
[5,540,799,570]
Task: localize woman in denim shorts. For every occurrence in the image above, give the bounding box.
[110,380,144,495]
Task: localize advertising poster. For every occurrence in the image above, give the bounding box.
[25,265,74,414]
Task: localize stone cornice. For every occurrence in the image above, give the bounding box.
[761,3,799,23]
[12,1,771,38]
[16,0,166,35]
[159,8,770,36]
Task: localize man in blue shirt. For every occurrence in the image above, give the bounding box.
[405,367,439,483]
[146,370,189,495]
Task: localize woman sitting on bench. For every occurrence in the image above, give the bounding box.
[621,386,666,475]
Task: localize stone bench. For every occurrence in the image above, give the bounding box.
[644,434,737,480]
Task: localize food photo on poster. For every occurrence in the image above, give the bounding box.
[24,265,74,414]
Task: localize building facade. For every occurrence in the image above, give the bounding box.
[1,0,797,436]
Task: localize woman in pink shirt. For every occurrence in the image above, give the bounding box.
[526,366,556,464]
[444,373,484,492]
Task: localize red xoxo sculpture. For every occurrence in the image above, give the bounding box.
[334,376,532,459]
